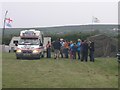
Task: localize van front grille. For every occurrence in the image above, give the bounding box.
[22,50,32,53]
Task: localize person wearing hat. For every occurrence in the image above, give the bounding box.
[76,39,81,60]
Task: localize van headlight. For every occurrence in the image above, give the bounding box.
[16,49,22,53]
[33,50,39,53]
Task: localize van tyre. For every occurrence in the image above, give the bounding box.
[16,57,20,59]
[37,56,40,59]
[36,54,41,59]
[41,54,44,58]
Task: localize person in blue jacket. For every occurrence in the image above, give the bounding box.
[76,39,81,60]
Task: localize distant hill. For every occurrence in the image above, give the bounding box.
[1,24,118,36]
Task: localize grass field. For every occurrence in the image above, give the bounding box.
[2,52,118,88]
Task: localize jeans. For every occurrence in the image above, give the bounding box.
[64,48,69,58]
[77,51,80,60]
[73,51,76,59]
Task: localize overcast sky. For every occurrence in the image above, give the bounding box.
[1,1,118,28]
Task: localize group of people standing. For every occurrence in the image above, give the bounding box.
[46,38,95,62]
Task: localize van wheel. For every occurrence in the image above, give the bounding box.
[41,54,44,58]
[36,54,41,59]
[41,52,44,58]
[16,57,20,59]
[37,56,40,59]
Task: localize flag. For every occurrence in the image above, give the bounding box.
[92,16,100,23]
[6,23,12,27]
[5,18,13,27]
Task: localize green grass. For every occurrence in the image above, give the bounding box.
[2,53,118,88]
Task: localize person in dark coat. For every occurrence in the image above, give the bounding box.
[89,41,95,62]
[81,40,89,62]
[52,39,61,59]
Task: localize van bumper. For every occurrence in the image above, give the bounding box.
[16,53,41,59]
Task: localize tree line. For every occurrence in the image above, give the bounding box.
[2,31,118,45]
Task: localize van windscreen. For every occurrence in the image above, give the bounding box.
[19,38,39,45]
